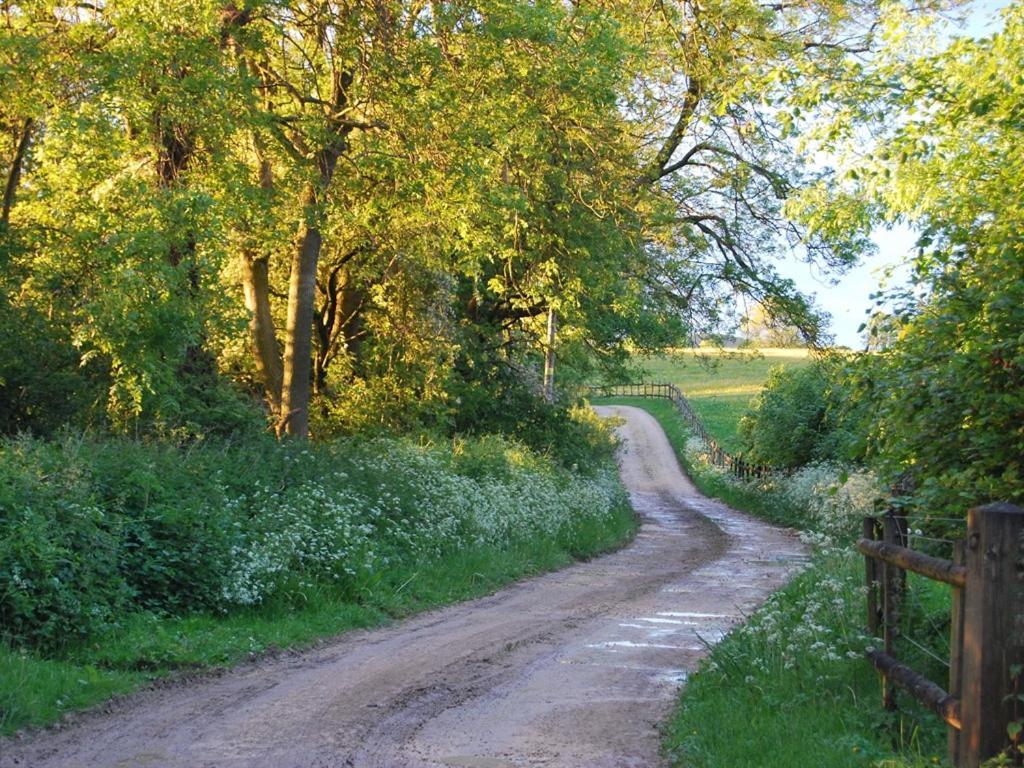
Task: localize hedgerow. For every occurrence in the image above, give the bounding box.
[0,432,627,650]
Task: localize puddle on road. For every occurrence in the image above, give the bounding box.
[617,624,678,635]
[585,640,692,651]
[658,670,690,685]
[633,617,685,625]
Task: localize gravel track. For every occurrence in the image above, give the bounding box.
[1,405,806,768]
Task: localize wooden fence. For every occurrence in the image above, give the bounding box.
[585,382,778,481]
[859,503,1024,767]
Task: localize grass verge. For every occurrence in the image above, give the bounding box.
[1,496,636,737]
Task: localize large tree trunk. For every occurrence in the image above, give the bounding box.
[279,182,323,438]
[277,68,352,439]
[242,253,283,409]
[239,150,283,411]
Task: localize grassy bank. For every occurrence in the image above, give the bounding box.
[0,432,636,735]
[632,348,812,452]
[595,387,950,767]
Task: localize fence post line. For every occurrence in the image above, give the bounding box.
[948,539,966,766]
[585,380,777,483]
[959,503,1024,768]
[864,517,880,636]
[881,512,907,711]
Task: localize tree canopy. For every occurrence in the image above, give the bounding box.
[856,4,1024,513]
[0,0,908,439]
[750,1,1024,514]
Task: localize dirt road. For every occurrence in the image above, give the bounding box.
[1,405,806,768]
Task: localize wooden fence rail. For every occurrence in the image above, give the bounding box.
[585,382,779,481]
[859,503,1024,767]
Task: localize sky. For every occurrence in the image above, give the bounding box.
[781,0,1011,348]
[778,225,916,349]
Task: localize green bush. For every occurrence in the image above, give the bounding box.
[65,439,248,614]
[738,360,867,469]
[738,364,829,467]
[0,299,108,436]
[450,366,617,473]
[0,439,130,648]
[0,430,627,650]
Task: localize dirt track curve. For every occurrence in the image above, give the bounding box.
[1,405,807,768]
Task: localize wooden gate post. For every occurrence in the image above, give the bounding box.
[863,517,881,635]
[959,503,1024,767]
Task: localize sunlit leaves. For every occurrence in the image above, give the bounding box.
[829,3,1024,513]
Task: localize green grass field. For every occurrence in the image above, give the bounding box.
[630,348,813,451]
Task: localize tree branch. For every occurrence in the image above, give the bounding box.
[639,75,703,186]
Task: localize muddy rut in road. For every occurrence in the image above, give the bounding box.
[1,406,806,768]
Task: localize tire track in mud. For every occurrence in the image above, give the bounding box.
[0,405,807,768]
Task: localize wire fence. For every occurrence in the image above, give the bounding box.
[860,504,1024,767]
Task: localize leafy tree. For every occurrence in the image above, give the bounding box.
[740,303,807,347]
[0,0,920,440]
[826,3,1024,514]
[739,356,869,468]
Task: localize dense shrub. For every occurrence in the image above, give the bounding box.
[738,359,868,469]
[0,438,130,646]
[738,365,828,468]
[860,258,1024,517]
[450,365,617,473]
[0,300,108,436]
[0,432,627,650]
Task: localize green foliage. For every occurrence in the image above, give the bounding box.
[0,432,635,734]
[451,361,617,472]
[738,359,868,468]
[0,430,628,651]
[739,364,830,467]
[815,5,1024,516]
[0,297,106,435]
[1,0,881,438]
[0,440,131,647]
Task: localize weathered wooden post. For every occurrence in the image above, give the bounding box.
[881,511,908,710]
[864,516,881,636]
[949,539,966,765]
[959,503,1024,767]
